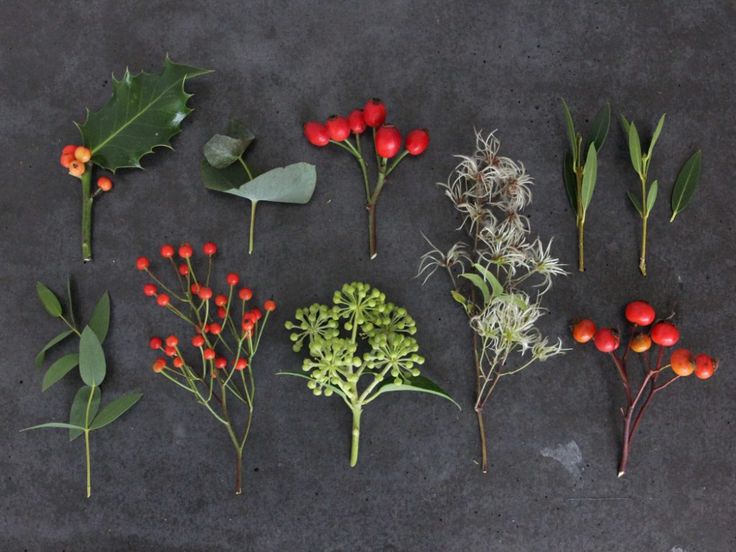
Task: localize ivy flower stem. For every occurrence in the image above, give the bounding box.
[350,405,362,467]
[80,168,94,262]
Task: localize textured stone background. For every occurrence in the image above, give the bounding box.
[1,1,734,550]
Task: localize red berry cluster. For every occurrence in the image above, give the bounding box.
[59,144,112,192]
[572,300,720,476]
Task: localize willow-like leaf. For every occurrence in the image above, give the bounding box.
[670,150,702,222]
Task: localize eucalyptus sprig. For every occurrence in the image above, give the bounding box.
[561,99,610,272]
[24,280,142,498]
[419,130,567,473]
[282,282,457,467]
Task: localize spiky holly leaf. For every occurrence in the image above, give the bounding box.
[77,56,211,172]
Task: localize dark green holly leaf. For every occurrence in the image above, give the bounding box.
[36,282,62,317]
[78,56,212,172]
[670,150,702,222]
[372,374,460,410]
[589,102,611,152]
[79,326,106,387]
[69,385,101,441]
[35,330,74,367]
[42,353,79,391]
[88,291,110,343]
[90,392,142,430]
[563,152,577,209]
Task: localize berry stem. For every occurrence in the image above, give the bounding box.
[248,201,258,255]
[367,203,378,260]
[234,447,243,495]
[350,405,361,467]
[80,167,94,262]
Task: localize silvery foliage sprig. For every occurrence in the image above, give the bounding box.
[419,130,566,470]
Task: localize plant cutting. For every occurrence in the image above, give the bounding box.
[137,242,274,494]
[24,280,142,497]
[572,300,719,476]
[282,282,457,466]
[560,99,610,271]
[670,150,703,222]
[303,98,430,259]
[419,130,566,473]
[57,56,210,261]
[201,120,317,254]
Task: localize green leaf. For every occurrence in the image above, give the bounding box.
[207,162,317,205]
[42,353,79,391]
[563,152,577,209]
[560,98,578,164]
[372,374,460,410]
[66,276,76,327]
[35,330,74,367]
[589,101,611,152]
[627,121,642,174]
[580,144,598,211]
[646,180,658,215]
[36,282,62,318]
[276,371,347,401]
[78,56,212,172]
[201,158,249,190]
[473,263,504,297]
[647,114,666,159]
[670,150,702,222]
[90,392,142,430]
[203,129,255,169]
[627,191,643,217]
[21,422,86,432]
[459,272,490,305]
[450,290,467,307]
[88,291,110,343]
[620,114,631,135]
[79,326,106,387]
[69,385,101,441]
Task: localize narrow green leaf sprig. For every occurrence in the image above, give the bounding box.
[25,280,142,498]
[283,282,457,467]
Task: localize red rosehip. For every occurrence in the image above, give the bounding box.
[226,273,240,287]
[191,335,205,348]
[173,357,184,368]
[670,348,695,377]
[234,358,248,371]
[405,129,430,156]
[264,299,276,312]
[571,319,596,344]
[97,176,113,192]
[375,125,402,158]
[203,242,217,256]
[136,256,150,271]
[363,98,387,128]
[214,357,227,369]
[208,322,222,335]
[156,294,170,307]
[178,264,189,276]
[593,328,620,353]
[694,354,717,380]
[239,288,253,301]
[62,144,77,155]
[191,283,201,295]
[348,109,366,134]
[165,335,179,348]
[625,301,656,326]
[629,334,652,353]
[650,322,679,347]
[152,359,167,373]
[178,243,193,259]
[203,348,216,360]
[326,115,351,142]
[198,287,213,300]
[143,283,157,297]
[304,121,330,147]
[215,294,228,307]
[160,244,175,258]
[164,345,177,357]
[149,337,163,350]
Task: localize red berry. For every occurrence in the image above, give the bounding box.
[405,129,430,156]
[217,307,227,318]
[571,319,596,344]
[62,144,77,155]
[136,256,150,271]
[624,301,656,326]
[304,121,330,147]
[160,244,175,258]
[234,358,248,371]
[375,125,402,158]
[650,322,679,347]
[239,288,253,301]
[226,273,240,287]
[264,299,276,312]
[209,322,222,335]
[251,308,262,321]
[198,287,213,300]
[214,357,227,369]
[203,242,217,256]
[152,359,167,373]
[143,283,157,297]
[191,283,201,295]
[363,98,387,128]
[694,354,717,380]
[60,152,75,168]
[164,345,177,357]
[173,357,184,368]
[156,294,170,307]
[326,115,351,142]
[97,176,113,192]
[191,335,205,348]
[629,334,652,353]
[178,264,189,276]
[178,243,193,259]
[203,348,216,360]
[670,348,695,377]
[215,294,228,307]
[68,159,85,177]
[348,109,366,134]
[593,328,620,353]
[149,337,163,350]
[165,335,179,348]
[242,319,254,332]
[74,146,91,163]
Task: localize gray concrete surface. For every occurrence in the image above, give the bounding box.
[1,1,734,550]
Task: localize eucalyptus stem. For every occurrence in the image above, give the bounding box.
[83,383,96,498]
[80,167,94,262]
[248,202,257,255]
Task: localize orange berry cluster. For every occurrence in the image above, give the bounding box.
[58,144,113,192]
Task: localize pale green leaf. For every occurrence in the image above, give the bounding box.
[473,263,504,297]
[36,282,62,318]
[581,144,598,211]
[647,114,666,159]
[42,353,79,391]
[560,98,578,164]
[372,374,460,410]
[627,122,642,174]
[459,272,490,305]
[646,180,658,215]
[203,134,248,169]
[450,290,467,307]
[35,330,74,367]
[66,276,76,327]
[69,385,101,441]
[90,392,143,430]
[88,291,110,343]
[21,422,86,432]
[620,114,631,136]
[670,150,702,222]
[79,326,106,387]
